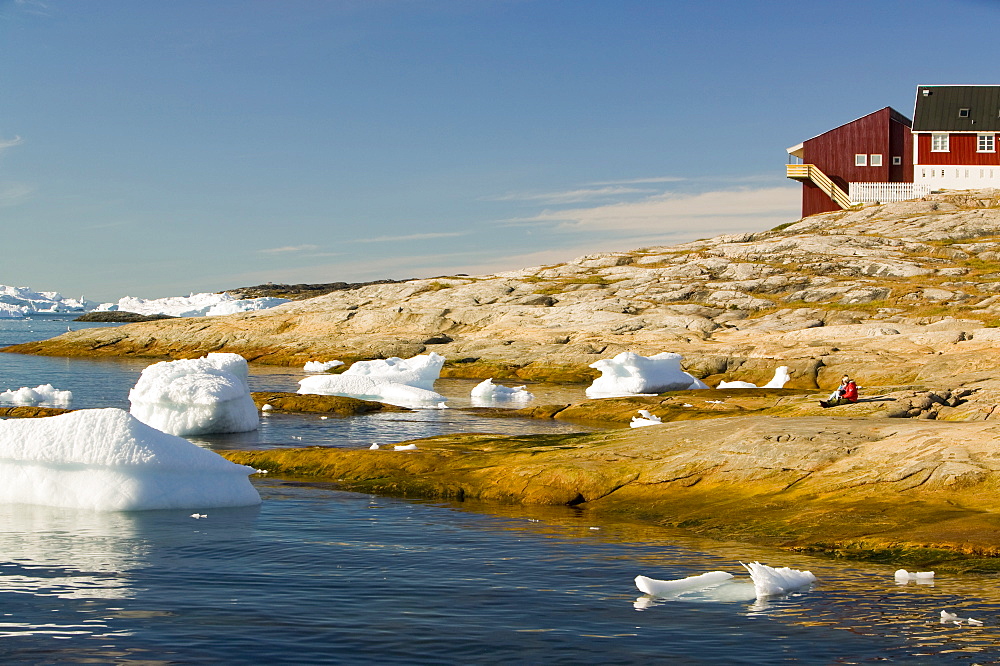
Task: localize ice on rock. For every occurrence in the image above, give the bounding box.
[717,366,791,390]
[0,408,261,511]
[128,353,259,436]
[303,360,344,373]
[586,352,709,399]
[741,561,816,597]
[470,378,533,406]
[96,292,289,317]
[629,409,662,428]
[635,571,734,597]
[393,443,417,451]
[0,384,72,406]
[298,353,447,408]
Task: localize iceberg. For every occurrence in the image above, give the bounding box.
[303,360,344,373]
[96,292,289,317]
[298,353,447,408]
[129,353,259,436]
[0,284,96,317]
[470,378,533,406]
[717,366,791,389]
[0,408,261,511]
[635,571,734,597]
[741,561,816,597]
[586,352,709,398]
[0,384,72,406]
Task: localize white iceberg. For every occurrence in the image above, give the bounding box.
[940,610,983,626]
[0,408,261,511]
[0,284,96,317]
[741,561,816,597]
[0,384,72,406]
[96,292,289,317]
[635,571,734,597]
[298,353,447,408]
[470,378,533,406]
[717,366,791,390]
[303,360,344,373]
[629,409,662,428]
[586,352,709,399]
[128,353,259,436]
[894,569,935,584]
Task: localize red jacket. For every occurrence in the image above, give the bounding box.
[843,381,858,402]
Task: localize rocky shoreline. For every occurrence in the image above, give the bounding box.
[10,190,1000,566]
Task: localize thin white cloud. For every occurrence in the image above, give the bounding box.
[587,176,687,186]
[258,244,320,254]
[349,231,467,244]
[507,186,799,237]
[488,186,653,204]
[0,136,23,153]
[0,183,33,206]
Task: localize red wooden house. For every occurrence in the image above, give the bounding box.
[786,107,914,217]
[912,85,1000,189]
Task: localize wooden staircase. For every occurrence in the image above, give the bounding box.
[786,164,852,209]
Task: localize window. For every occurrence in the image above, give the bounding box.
[855,154,867,166]
[931,133,950,152]
[959,108,971,118]
[978,133,996,153]
[869,154,883,167]
[892,156,902,165]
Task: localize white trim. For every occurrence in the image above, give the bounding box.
[855,154,868,166]
[931,133,950,152]
[869,154,883,167]
[977,133,996,153]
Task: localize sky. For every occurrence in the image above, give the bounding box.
[1,0,999,301]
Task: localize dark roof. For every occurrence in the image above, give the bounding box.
[912,85,1000,132]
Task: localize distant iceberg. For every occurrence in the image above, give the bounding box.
[0,284,97,318]
[96,292,290,318]
[0,408,261,511]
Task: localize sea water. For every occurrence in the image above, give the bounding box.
[3,315,1000,663]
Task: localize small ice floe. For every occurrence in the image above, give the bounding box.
[941,610,984,626]
[589,527,600,531]
[369,443,380,450]
[320,416,328,420]
[586,351,709,398]
[261,404,274,411]
[190,513,207,519]
[304,360,344,373]
[0,384,72,406]
[630,409,663,428]
[393,443,417,451]
[635,571,734,597]
[681,403,693,407]
[741,561,816,597]
[255,469,268,474]
[298,352,447,408]
[716,366,791,390]
[894,569,935,585]
[470,378,534,406]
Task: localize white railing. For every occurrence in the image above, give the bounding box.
[848,182,932,204]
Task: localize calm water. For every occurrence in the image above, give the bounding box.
[2,315,1000,664]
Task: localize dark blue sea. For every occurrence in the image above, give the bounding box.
[2,314,1000,664]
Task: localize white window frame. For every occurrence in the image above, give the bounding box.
[931,133,950,152]
[855,154,867,166]
[892,156,902,165]
[869,154,883,167]
[978,133,996,153]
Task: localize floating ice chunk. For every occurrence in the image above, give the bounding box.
[741,561,816,598]
[369,443,380,450]
[941,610,984,626]
[393,443,417,451]
[0,384,72,406]
[630,409,663,428]
[0,408,261,511]
[586,352,709,398]
[297,353,447,408]
[190,513,207,519]
[304,360,344,373]
[128,353,259,436]
[261,404,274,412]
[717,366,791,390]
[470,378,534,406]
[635,571,734,597]
[895,569,935,584]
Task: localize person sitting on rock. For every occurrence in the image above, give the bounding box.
[820,375,858,408]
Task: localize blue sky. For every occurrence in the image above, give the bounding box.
[1,0,997,301]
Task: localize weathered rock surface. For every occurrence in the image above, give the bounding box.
[224,415,1000,566]
[11,191,1000,390]
[0,406,74,418]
